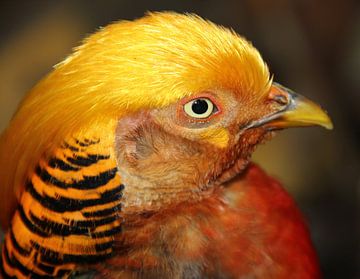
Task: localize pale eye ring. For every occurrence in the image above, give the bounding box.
[183,98,216,119]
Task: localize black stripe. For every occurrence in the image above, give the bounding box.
[36,263,56,276]
[91,225,123,238]
[82,204,121,218]
[30,272,54,278]
[33,254,55,275]
[48,158,80,171]
[27,182,123,213]
[3,233,78,278]
[101,184,125,199]
[31,241,112,265]
[74,138,99,147]
[70,215,119,228]
[2,243,13,268]
[95,241,114,252]
[75,140,89,147]
[66,154,110,167]
[85,138,100,143]
[62,142,79,152]
[0,260,16,279]
[9,229,31,257]
[35,166,118,190]
[29,212,119,237]
[29,212,88,236]
[2,243,31,276]
[18,207,49,237]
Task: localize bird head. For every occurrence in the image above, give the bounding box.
[0,12,332,224]
[114,75,332,214]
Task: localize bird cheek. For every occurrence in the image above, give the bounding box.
[115,112,150,165]
[198,128,230,148]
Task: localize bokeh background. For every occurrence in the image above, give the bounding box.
[0,1,359,278]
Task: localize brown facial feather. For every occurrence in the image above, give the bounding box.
[115,107,274,217]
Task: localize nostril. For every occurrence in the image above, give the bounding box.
[272,94,288,106]
[268,90,289,106]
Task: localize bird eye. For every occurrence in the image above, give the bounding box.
[183,98,217,119]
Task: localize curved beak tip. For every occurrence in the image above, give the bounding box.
[318,112,333,130]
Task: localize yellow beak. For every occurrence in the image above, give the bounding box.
[260,83,333,130]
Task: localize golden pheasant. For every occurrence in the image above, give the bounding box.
[0,12,332,278]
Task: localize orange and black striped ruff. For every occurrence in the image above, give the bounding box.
[1,137,123,278]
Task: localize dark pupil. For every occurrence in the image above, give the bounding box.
[192,99,209,114]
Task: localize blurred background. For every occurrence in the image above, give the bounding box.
[0,0,358,278]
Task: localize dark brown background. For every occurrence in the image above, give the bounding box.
[0,1,359,278]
